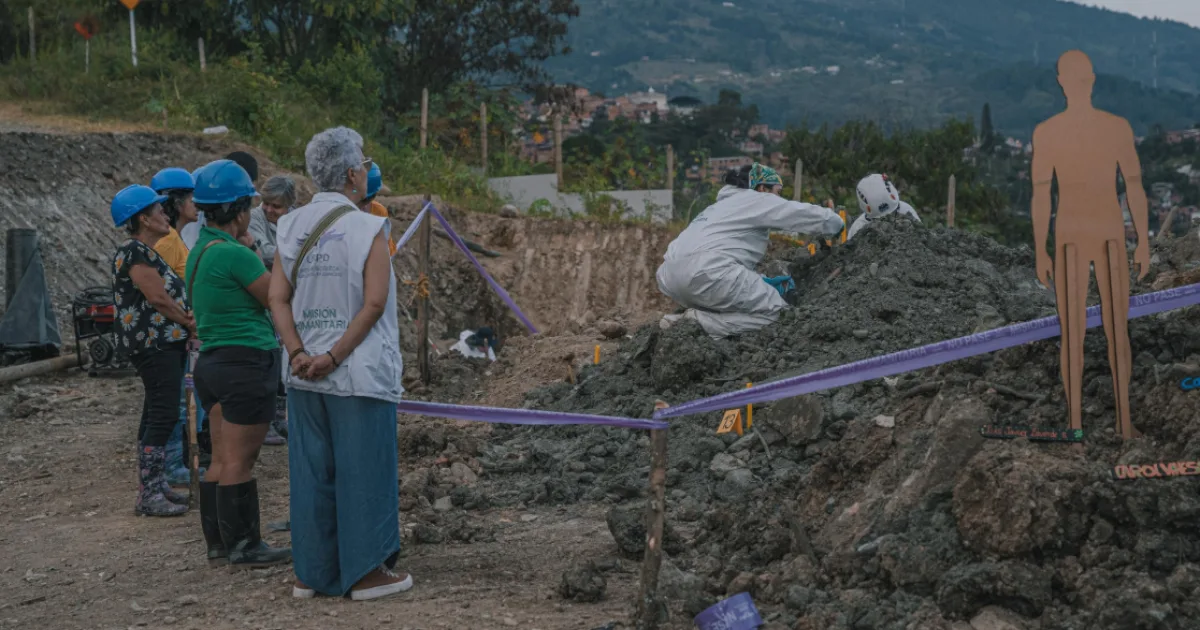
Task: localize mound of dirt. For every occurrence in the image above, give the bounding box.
[469,216,1200,628]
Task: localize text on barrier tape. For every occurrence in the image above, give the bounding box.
[655,283,1200,419]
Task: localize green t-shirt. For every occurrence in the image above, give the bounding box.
[185,227,278,352]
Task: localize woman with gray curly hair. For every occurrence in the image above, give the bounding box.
[268,127,410,601]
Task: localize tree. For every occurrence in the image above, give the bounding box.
[980,103,996,152]
[384,0,580,114]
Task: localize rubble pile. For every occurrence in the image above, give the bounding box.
[472,217,1200,628]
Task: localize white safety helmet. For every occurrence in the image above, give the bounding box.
[856,174,901,219]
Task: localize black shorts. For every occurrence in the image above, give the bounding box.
[194,346,280,426]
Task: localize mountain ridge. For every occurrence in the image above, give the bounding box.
[544,0,1200,135]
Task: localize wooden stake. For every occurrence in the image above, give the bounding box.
[554,113,564,190]
[186,368,200,508]
[420,88,429,150]
[85,39,90,74]
[666,144,675,191]
[417,195,432,384]
[1158,205,1181,242]
[28,7,35,64]
[947,174,957,227]
[793,159,803,201]
[198,38,206,72]
[593,345,600,365]
[480,102,489,176]
[636,402,670,629]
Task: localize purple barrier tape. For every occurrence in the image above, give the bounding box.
[397,400,667,430]
[655,283,1200,419]
[394,206,429,252]
[425,203,540,334]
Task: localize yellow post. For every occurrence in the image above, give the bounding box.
[839,210,848,243]
[594,345,600,365]
[745,383,753,430]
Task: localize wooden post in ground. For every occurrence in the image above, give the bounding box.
[198,38,206,71]
[185,361,200,508]
[635,401,670,629]
[1158,206,1181,242]
[554,113,564,190]
[28,8,35,64]
[480,102,489,176]
[793,159,803,201]
[666,144,675,191]
[420,88,429,150]
[947,174,957,228]
[417,195,432,385]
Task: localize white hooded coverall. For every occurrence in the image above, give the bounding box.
[656,185,845,339]
[846,201,920,240]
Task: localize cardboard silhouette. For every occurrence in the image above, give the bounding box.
[1031,50,1150,440]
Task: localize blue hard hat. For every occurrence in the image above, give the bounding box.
[366,162,383,198]
[150,167,195,193]
[192,159,257,204]
[111,185,167,228]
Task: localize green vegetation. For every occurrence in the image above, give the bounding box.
[546,0,1200,136]
[0,0,578,213]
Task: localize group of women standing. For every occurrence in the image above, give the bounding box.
[108,126,411,600]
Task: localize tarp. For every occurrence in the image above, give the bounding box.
[0,239,61,353]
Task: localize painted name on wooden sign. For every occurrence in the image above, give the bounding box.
[1111,461,1200,480]
[980,425,1084,442]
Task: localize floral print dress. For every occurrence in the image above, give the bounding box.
[112,239,190,356]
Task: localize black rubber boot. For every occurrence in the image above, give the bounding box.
[216,479,292,570]
[199,481,228,566]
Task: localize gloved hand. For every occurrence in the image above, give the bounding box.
[763,275,795,297]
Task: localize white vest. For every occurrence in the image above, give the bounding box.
[276,192,404,403]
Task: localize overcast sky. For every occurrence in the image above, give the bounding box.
[1069,0,1200,29]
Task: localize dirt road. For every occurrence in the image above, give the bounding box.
[0,371,645,630]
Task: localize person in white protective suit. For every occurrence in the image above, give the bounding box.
[846,173,921,241]
[656,163,845,339]
[449,327,497,362]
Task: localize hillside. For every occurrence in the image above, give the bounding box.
[546,0,1200,135]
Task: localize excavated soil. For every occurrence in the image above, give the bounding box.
[462,217,1200,629]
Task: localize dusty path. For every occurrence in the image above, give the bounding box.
[0,371,645,630]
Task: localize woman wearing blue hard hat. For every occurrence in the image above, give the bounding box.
[186,159,290,569]
[148,167,210,488]
[110,184,196,517]
[355,162,397,256]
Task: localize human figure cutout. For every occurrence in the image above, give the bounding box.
[1031,50,1150,440]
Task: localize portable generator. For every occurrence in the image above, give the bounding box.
[72,286,128,375]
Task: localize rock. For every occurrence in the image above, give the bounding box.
[659,559,706,602]
[785,585,816,614]
[852,329,869,339]
[873,414,895,428]
[726,571,756,596]
[969,606,1034,630]
[597,320,627,339]
[433,496,454,512]
[714,469,756,502]
[953,445,1090,557]
[449,462,478,485]
[501,617,518,627]
[709,453,743,476]
[559,561,607,602]
[764,395,824,446]
[499,204,519,218]
[936,562,1051,619]
[175,595,199,606]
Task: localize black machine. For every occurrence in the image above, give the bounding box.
[72,286,128,375]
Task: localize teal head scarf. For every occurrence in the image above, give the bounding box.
[748,163,782,190]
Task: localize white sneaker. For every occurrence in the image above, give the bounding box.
[350,565,414,601]
[293,580,315,599]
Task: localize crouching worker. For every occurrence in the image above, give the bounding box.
[187,159,291,569]
[846,173,921,241]
[656,163,844,338]
[450,327,498,361]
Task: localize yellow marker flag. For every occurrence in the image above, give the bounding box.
[594,345,600,365]
[717,409,743,435]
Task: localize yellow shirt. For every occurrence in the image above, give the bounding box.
[368,201,398,256]
[154,228,190,278]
